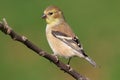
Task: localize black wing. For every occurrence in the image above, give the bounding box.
[52,30,88,57]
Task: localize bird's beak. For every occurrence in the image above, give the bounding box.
[42,14,47,19]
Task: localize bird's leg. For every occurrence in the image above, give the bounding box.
[67,57,73,71]
[67,57,72,65]
[67,57,72,68]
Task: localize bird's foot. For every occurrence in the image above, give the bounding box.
[52,54,59,63]
[66,64,73,71]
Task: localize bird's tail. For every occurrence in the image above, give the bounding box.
[85,56,97,67]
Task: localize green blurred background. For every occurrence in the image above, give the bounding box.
[0,0,120,80]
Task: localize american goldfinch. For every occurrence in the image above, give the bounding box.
[42,6,96,67]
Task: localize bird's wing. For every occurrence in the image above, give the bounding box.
[51,30,88,57]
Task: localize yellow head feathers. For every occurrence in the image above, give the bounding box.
[42,6,64,24]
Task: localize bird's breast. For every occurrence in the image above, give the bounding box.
[46,26,75,58]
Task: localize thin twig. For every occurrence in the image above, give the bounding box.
[0,18,89,80]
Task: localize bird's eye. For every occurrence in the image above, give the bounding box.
[48,12,53,15]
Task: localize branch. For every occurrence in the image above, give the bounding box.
[0,18,89,80]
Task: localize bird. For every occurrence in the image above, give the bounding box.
[42,5,96,67]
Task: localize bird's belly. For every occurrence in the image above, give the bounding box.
[46,34,75,58]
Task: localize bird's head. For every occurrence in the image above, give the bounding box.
[42,6,65,24]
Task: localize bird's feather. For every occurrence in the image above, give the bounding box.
[52,30,88,57]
